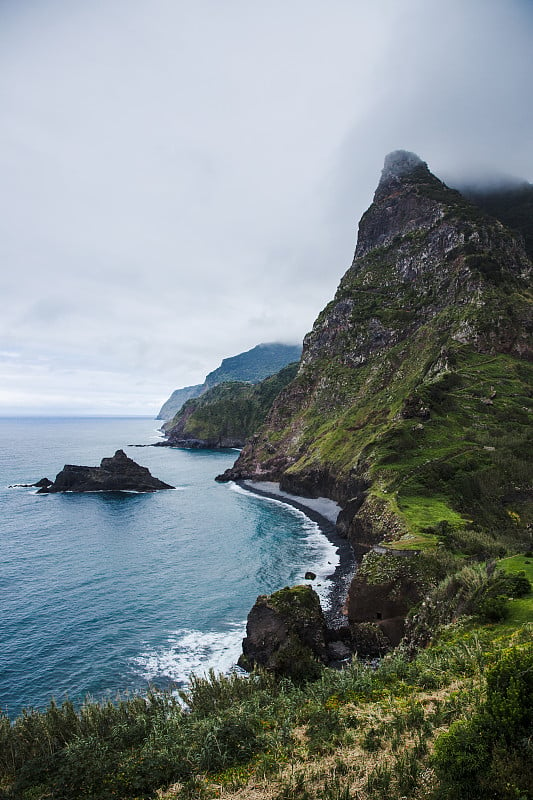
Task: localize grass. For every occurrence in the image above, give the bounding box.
[2,556,531,800]
[396,496,465,537]
[499,554,533,625]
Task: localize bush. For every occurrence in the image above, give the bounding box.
[504,570,531,597]
[433,643,533,799]
[476,594,509,623]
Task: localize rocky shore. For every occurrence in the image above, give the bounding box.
[235,479,356,629]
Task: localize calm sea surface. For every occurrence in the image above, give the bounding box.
[0,417,337,717]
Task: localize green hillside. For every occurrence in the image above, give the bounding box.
[164,362,299,447]
[157,343,302,420]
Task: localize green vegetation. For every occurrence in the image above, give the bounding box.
[203,343,302,389]
[1,560,531,799]
[165,363,299,445]
[231,162,532,564]
[8,159,531,798]
[158,343,301,420]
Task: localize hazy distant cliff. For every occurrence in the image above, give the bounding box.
[163,363,299,448]
[157,342,302,420]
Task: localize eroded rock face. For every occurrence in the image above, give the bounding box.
[347,551,428,646]
[37,450,174,493]
[239,585,328,679]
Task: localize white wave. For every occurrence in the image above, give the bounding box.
[132,623,246,685]
[229,482,339,609]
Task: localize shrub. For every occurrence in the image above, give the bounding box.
[433,643,533,799]
[476,594,509,623]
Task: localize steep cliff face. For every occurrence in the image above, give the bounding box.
[156,384,203,421]
[219,152,532,555]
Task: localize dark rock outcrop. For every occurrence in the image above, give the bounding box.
[37,450,174,493]
[239,585,328,679]
[239,583,397,677]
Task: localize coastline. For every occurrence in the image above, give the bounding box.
[236,479,356,628]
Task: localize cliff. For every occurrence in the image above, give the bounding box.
[163,362,299,448]
[219,150,532,635]
[156,342,302,420]
[156,384,204,422]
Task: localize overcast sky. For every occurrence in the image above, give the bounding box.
[1,0,532,415]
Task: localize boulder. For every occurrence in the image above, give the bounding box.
[239,585,328,680]
[36,450,174,493]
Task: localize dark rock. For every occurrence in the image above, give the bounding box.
[349,622,391,657]
[8,477,53,489]
[326,640,353,663]
[37,450,174,493]
[304,571,317,580]
[34,478,53,488]
[347,553,423,646]
[239,585,328,680]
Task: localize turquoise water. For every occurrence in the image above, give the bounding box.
[0,417,337,717]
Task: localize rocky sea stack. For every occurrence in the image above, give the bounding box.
[37,449,174,493]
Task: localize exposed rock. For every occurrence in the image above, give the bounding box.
[349,621,391,657]
[239,585,328,679]
[347,552,427,646]
[34,478,53,489]
[304,571,317,580]
[36,450,174,493]
[326,640,353,664]
[9,477,53,489]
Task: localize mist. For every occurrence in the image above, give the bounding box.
[1,0,531,414]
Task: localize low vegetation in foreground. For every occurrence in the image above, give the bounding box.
[1,556,532,800]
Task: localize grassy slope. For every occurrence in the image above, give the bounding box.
[265,342,532,553]
[2,558,530,800]
[252,223,532,554]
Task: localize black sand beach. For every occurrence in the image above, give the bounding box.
[236,480,356,628]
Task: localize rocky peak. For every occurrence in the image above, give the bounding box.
[355,150,455,258]
[100,449,132,470]
[219,150,532,497]
[374,150,428,199]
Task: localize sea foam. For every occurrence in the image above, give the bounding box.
[132,624,246,685]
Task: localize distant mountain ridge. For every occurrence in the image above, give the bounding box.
[162,363,299,448]
[156,342,302,420]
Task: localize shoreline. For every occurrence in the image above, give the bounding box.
[236,479,356,629]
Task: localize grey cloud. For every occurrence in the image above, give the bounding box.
[0,0,531,414]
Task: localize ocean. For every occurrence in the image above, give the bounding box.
[0,417,338,718]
